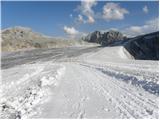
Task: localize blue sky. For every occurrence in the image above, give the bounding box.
[1,0,159,37]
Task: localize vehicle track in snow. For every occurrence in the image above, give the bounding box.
[35,62,158,119]
[1,46,159,119]
[78,62,159,95]
[69,63,159,118]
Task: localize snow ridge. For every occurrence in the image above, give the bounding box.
[0,63,65,119]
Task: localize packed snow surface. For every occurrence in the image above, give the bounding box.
[0,46,159,119]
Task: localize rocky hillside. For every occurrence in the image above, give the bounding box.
[84,30,127,46]
[1,26,94,51]
[84,30,159,60]
[124,31,159,60]
[84,31,102,44]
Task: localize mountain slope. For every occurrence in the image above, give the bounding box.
[124,32,159,60]
[1,26,96,51]
[84,30,159,60]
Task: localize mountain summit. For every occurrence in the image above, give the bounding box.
[84,30,127,46]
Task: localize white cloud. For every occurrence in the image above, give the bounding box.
[63,26,87,39]
[101,18,159,37]
[100,28,119,33]
[143,5,149,14]
[102,3,129,21]
[70,14,73,18]
[77,0,97,24]
[63,26,79,35]
[122,17,159,37]
[76,14,95,24]
[87,15,95,23]
[127,26,142,34]
[77,14,85,23]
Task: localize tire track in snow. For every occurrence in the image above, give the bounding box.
[78,65,134,118]
[80,62,158,103]
[78,65,135,118]
[78,62,159,109]
[79,62,159,95]
[68,65,87,119]
[77,63,158,119]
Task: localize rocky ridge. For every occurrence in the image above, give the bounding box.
[84,30,127,46]
[84,30,159,60]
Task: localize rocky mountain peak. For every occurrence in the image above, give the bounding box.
[84,30,126,46]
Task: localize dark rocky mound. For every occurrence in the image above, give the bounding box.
[84,30,127,46]
[101,30,126,46]
[124,31,159,60]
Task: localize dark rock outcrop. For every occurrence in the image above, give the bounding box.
[84,30,159,60]
[124,32,159,60]
[84,31,102,44]
[84,30,126,46]
[101,30,126,46]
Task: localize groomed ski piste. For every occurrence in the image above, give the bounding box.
[0,46,159,119]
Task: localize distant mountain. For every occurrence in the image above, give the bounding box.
[84,31,102,44]
[84,30,159,60]
[1,26,95,51]
[84,30,127,46]
[2,27,158,60]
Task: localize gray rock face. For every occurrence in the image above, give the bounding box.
[85,30,159,60]
[101,30,126,46]
[84,30,126,45]
[124,31,159,60]
[85,31,102,44]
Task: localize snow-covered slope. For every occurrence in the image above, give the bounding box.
[0,46,159,119]
[78,46,134,62]
[1,63,65,118]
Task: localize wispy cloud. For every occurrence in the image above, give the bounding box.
[76,0,97,24]
[63,26,79,35]
[65,1,158,38]
[100,17,159,37]
[75,1,129,24]
[77,14,85,24]
[122,17,159,37]
[143,5,149,14]
[63,26,86,39]
[102,3,129,21]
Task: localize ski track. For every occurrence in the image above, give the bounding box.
[1,46,159,119]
